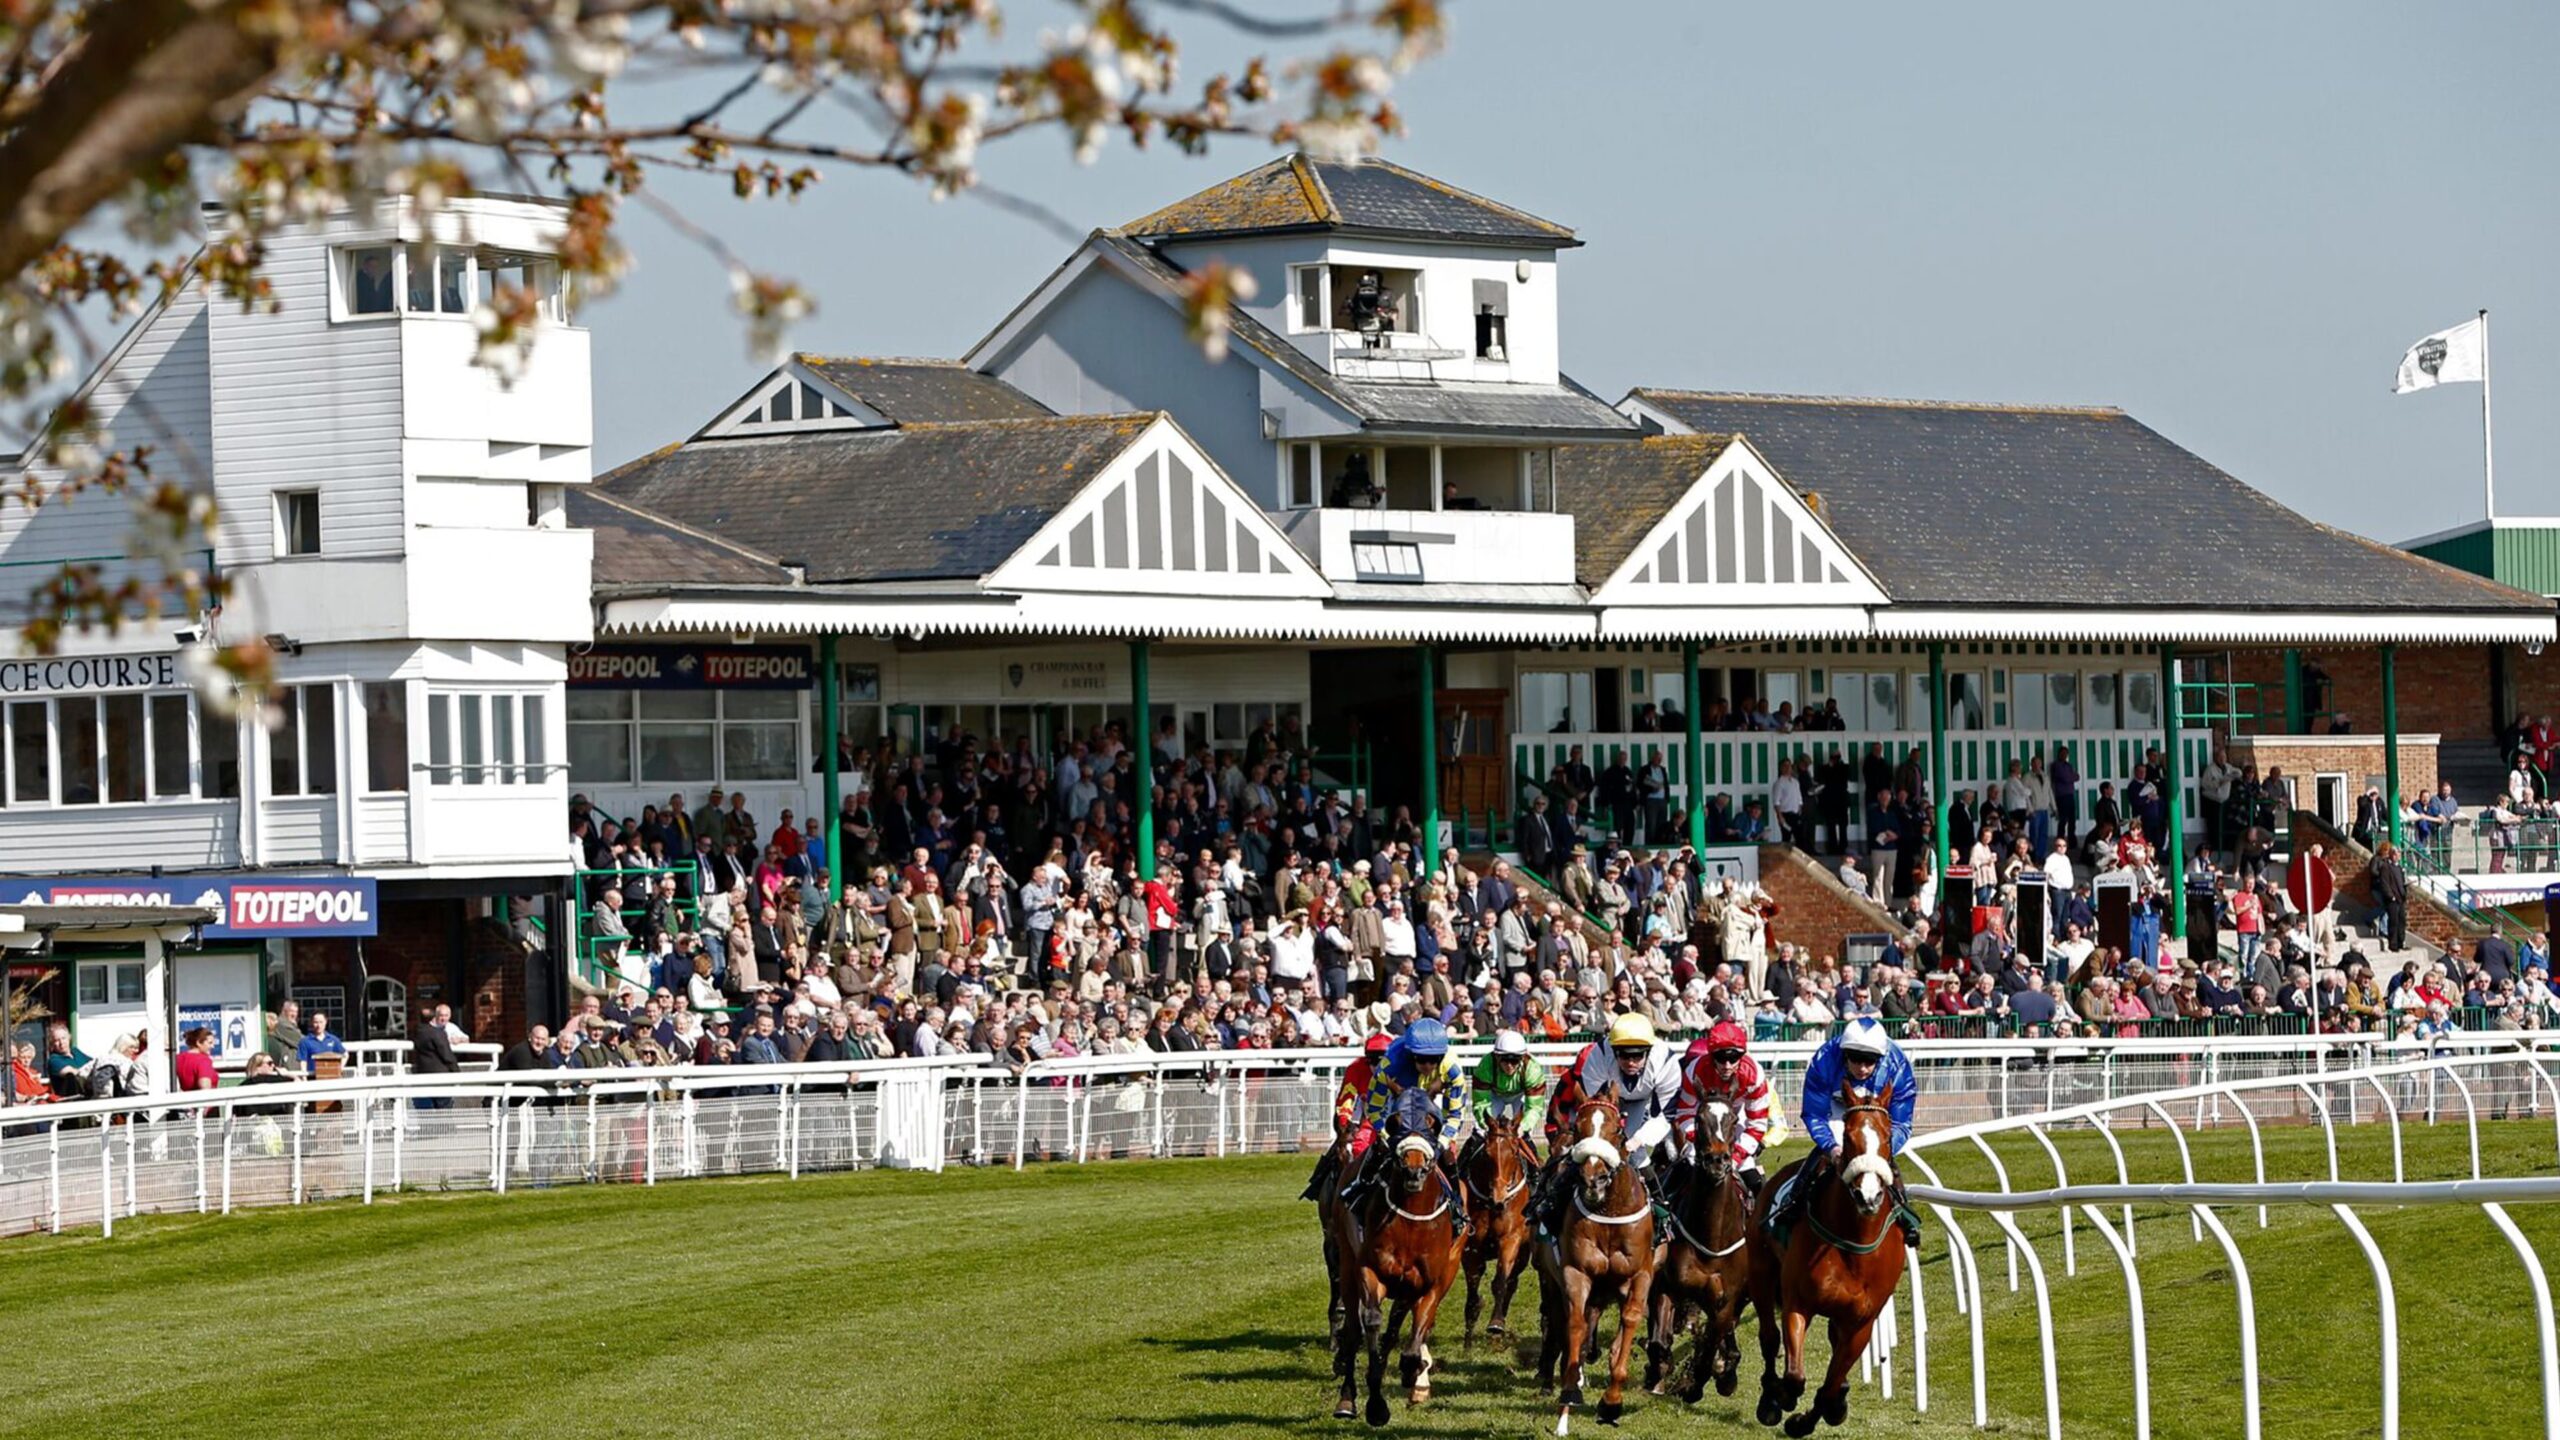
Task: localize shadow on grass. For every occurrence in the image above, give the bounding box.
[1142,1328,1320,1355]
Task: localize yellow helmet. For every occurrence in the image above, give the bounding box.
[1607,1013,1657,1052]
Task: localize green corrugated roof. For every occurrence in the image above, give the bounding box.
[2407,521,2560,599]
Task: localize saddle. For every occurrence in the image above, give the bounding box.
[1761,1157,1924,1250]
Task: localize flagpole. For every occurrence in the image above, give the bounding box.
[2480,307,2496,521]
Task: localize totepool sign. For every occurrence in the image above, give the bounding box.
[5,875,380,939]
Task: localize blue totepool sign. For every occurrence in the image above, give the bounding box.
[2,874,380,939]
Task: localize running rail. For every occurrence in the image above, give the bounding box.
[1875,1051,2560,1440]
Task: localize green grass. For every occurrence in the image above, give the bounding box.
[1,1118,2555,1439]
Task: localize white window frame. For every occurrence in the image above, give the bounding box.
[1287,264,1330,334]
[0,690,228,809]
[425,690,551,787]
[267,682,341,799]
[274,488,321,558]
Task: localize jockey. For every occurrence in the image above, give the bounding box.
[1456,1030,1548,1177]
[1298,1032,1393,1201]
[1532,1012,1683,1233]
[1671,1019,1773,1196]
[1769,1016,1921,1245]
[1340,1019,1471,1233]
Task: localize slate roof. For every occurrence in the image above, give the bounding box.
[796,356,1049,424]
[1553,434,1737,585]
[1123,154,1577,249]
[1625,391,2551,614]
[591,414,1156,585]
[570,488,796,589]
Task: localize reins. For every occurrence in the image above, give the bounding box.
[1803,1098,1898,1256]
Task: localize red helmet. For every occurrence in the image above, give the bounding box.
[1364,1033,1393,1057]
[1705,1020,1750,1055]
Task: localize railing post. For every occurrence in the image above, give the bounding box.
[789,1083,805,1180]
[1987,1212,2062,1439]
[2025,1124,2075,1276]
[2226,1086,2268,1228]
[98,1124,113,1239]
[47,1121,61,1233]
[645,1095,659,1186]
[2295,1081,2340,1181]
[220,1110,236,1215]
[1967,1135,2020,1291]
[2332,1204,2399,1440]
[2486,1201,2560,1440]
[361,1095,376,1204]
[194,1109,208,1214]
[2195,1205,2263,1440]
[291,1104,307,1206]
[2442,1066,2483,1179]
[2082,1204,2151,1440]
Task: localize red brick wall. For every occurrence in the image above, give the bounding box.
[1758,844,1909,970]
[2227,737,2439,807]
[286,898,528,1046]
[2226,645,2493,742]
[2292,809,2481,954]
[2502,645,2560,727]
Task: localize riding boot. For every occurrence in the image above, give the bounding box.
[1892,1176,1923,1247]
[1738,1163,1766,1202]
[1299,1147,1338,1202]
[1440,1159,1471,1238]
[1532,1158,1567,1236]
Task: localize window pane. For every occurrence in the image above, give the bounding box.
[492,695,519,784]
[2087,674,2120,730]
[77,968,106,1007]
[1833,673,1867,732]
[567,690,633,722]
[1765,672,1801,717]
[637,691,716,721]
[364,682,408,792]
[569,722,632,785]
[723,689,797,720]
[2123,670,2160,731]
[347,247,396,315]
[269,690,302,796]
[150,694,190,797]
[304,684,336,795]
[103,693,145,802]
[201,704,239,798]
[427,694,453,782]
[115,964,144,1003]
[459,694,484,785]
[2014,672,2047,732]
[57,697,99,805]
[11,700,49,803]
[438,249,470,313]
[722,721,798,781]
[637,724,715,783]
[522,694,547,784]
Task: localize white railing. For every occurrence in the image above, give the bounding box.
[8,1031,2560,1245]
[1843,1051,2560,1440]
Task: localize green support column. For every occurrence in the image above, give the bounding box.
[1132,639,1156,881]
[2281,648,2304,734]
[820,634,842,904]
[1928,643,1950,901]
[1684,641,1707,854]
[2161,642,2186,934]
[1418,644,1439,879]
[2382,644,2402,848]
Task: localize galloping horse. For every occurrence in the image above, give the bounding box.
[1315,1125,1357,1344]
[1533,1097,1657,1428]
[1329,1122,1465,1426]
[1748,1083,1908,1436]
[1459,1109,1538,1344]
[1643,1100,1755,1402]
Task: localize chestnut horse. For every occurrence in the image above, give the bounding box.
[1459,1109,1538,1344]
[1643,1100,1754,1402]
[1315,1127,1355,1344]
[1747,1084,1908,1436]
[1329,1132,1465,1426]
[1533,1097,1657,1428]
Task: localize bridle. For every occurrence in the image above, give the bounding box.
[1806,1100,1898,1256]
[1386,1137,1453,1225]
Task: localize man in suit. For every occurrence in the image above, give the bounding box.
[266,1000,303,1067]
[410,1003,460,1111]
[1201,922,1240,986]
[912,873,949,969]
[2371,841,2410,953]
[1476,860,1518,927]
[2477,929,2518,986]
[1516,794,1554,876]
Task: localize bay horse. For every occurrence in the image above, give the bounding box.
[1748,1083,1907,1435]
[1532,1097,1657,1428]
[1329,1129,1464,1426]
[1315,1126,1355,1344]
[1459,1108,1538,1344]
[1643,1100,1754,1403]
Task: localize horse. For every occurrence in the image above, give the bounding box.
[1747,1083,1908,1436]
[1458,1108,1538,1345]
[1329,1126,1465,1426]
[1315,1126,1356,1344]
[1532,1096,1657,1428]
[1643,1099,1755,1402]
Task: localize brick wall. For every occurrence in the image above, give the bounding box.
[2225,645,2493,743]
[2227,736,2439,806]
[285,898,529,1046]
[2291,809,2480,954]
[1758,844,1909,971]
[2503,645,2560,725]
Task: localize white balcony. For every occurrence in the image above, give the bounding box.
[1279,506,1576,587]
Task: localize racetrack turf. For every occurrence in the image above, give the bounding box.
[0,1118,2552,1439]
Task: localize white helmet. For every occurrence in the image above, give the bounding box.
[1839,1017,1892,1059]
[1493,1030,1529,1058]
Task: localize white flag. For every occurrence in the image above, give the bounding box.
[2393,317,2486,393]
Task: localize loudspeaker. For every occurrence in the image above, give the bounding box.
[1941,865,1975,946]
[2186,880,2221,966]
[2095,876,2134,958]
[2014,871,2049,964]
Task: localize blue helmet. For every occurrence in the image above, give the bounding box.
[1403,1018,1450,1057]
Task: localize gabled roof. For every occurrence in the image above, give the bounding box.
[795,356,1049,424]
[1123,154,1578,249]
[593,414,1156,585]
[1557,434,1738,585]
[570,487,797,589]
[1623,390,2554,617]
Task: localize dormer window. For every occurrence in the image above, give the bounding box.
[334,243,566,324]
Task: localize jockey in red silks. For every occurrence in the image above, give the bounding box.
[1299,1033,1393,1201]
[1671,1019,1774,1196]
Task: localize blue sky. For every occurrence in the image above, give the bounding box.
[587,0,2558,542]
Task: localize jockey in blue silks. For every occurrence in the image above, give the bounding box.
[1773,1017,1920,1245]
[1340,1019,1470,1235]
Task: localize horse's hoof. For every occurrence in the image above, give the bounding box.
[1487,1322,1507,1339]
[1716,1369,1740,1398]
[1756,1398,1784,1427]
[1409,1387,1430,1407]
[1560,1384,1584,1409]
[1597,1399,1623,1425]
[1816,1389,1848,1426]
[1681,1379,1706,1404]
[1334,1401,1359,1421]
[1783,1413,1820,1439]
[1365,1394,1391,1427]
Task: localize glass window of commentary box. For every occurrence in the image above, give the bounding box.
[0,686,240,808]
[424,691,550,786]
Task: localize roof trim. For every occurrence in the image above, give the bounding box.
[1122,154,1581,250]
[599,593,1600,644]
[1871,607,2560,645]
[1624,387,2127,419]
